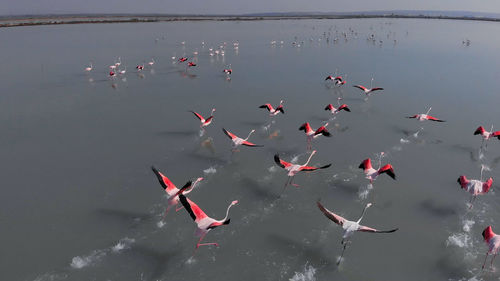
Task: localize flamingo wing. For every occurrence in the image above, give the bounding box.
[241,140,263,147]
[276,105,285,114]
[204,116,214,123]
[259,104,273,112]
[492,131,500,139]
[406,115,418,119]
[426,115,445,122]
[370,87,384,92]
[315,126,331,137]
[317,201,345,226]
[151,166,177,193]
[179,194,208,222]
[190,111,205,122]
[353,85,367,91]
[325,104,334,111]
[457,175,469,189]
[358,158,372,171]
[379,164,396,180]
[359,225,398,233]
[474,126,485,135]
[339,104,350,112]
[483,178,493,193]
[300,163,331,171]
[274,154,292,168]
[222,128,238,140]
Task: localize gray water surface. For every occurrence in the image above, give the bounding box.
[2,18,500,281]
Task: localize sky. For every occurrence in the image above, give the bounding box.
[1,0,500,15]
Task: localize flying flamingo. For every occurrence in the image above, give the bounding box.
[151,166,203,219]
[317,200,398,265]
[115,57,121,67]
[325,75,342,82]
[223,68,232,75]
[474,125,500,148]
[190,108,216,128]
[118,67,126,75]
[274,150,331,188]
[335,75,347,86]
[109,71,116,77]
[222,128,262,150]
[179,57,188,63]
[325,98,351,115]
[359,154,396,184]
[84,63,93,72]
[259,100,284,116]
[458,165,493,207]
[109,64,117,70]
[179,194,238,252]
[406,107,445,122]
[188,62,197,67]
[299,122,331,150]
[136,64,144,71]
[353,78,384,96]
[148,58,155,66]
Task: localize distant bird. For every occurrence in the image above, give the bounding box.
[458,165,493,206]
[136,64,144,71]
[118,68,126,75]
[222,128,263,150]
[475,125,500,143]
[179,57,188,63]
[325,75,342,82]
[482,226,500,270]
[359,155,396,184]
[84,63,93,72]
[109,64,117,70]
[317,200,398,265]
[223,68,232,75]
[325,98,351,115]
[148,58,155,66]
[353,78,384,96]
[299,122,331,150]
[188,62,197,67]
[109,70,116,77]
[335,75,347,86]
[259,100,284,116]
[115,57,121,67]
[406,108,445,122]
[190,108,216,128]
[179,194,238,252]
[274,150,331,188]
[151,166,203,218]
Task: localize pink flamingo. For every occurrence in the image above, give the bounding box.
[223,68,232,75]
[353,78,384,96]
[406,107,445,122]
[136,64,144,71]
[325,98,351,115]
[84,63,93,72]
[109,71,116,77]
[259,100,284,116]
[188,62,197,67]
[179,57,188,63]
[222,128,263,150]
[179,194,238,252]
[458,165,493,206]
[359,154,396,184]
[190,108,215,128]
[482,226,500,270]
[475,125,500,148]
[274,150,331,188]
[299,122,331,150]
[317,200,398,265]
[151,166,203,219]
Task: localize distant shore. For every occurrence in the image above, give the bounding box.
[1,13,500,28]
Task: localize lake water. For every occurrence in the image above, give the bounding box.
[2,18,500,281]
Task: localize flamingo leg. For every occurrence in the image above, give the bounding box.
[283,177,291,191]
[290,177,300,187]
[175,205,184,212]
[491,253,498,268]
[338,241,349,265]
[162,205,172,220]
[482,252,489,270]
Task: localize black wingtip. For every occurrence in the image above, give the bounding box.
[223,219,231,225]
[320,164,332,169]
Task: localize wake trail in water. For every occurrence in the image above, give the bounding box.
[289,264,317,281]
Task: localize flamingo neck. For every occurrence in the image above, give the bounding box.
[218,203,235,223]
[425,107,432,115]
[244,131,254,141]
[211,109,216,116]
[303,152,315,166]
[357,205,370,223]
[370,78,374,89]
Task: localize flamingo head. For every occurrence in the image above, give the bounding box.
[195,177,204,184]
[366,203,372,208]
[311,150,317,155]
[250,129,255,133]
[231,200,239,206]
[280,100,284,105]
[211,108,216,114]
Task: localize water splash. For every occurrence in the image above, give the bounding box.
[203,167,217,174]
[446,233,472,248]
[462,220,475,233]
[33,272,68,281]
[358,183,373,200]
[157,220,166,228]
[70,249,107,269]
[289,264,316,281]
[112,237,135,253]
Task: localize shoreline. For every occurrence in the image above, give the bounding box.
[1,14,500,28]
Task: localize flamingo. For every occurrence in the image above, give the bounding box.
[222,128,262,150]
[259,100,284,116]
[406,107,445,122]
[359,155,396,184]
[335,75,347,86]
[474,126,500,148]
[179,194,238,251]
[118,68,126,75]
[458,165,493,206]
[325,75,343,82]
[109,64,117,70]
[482,226,500,270]
[148,58,155,66]
[190,108,215,128]
[179,57,188,63]
[325,98,351,115]
[136,64,144,71]
[109,71,116,77]
[274,150,331,188]
[84,63,93,72]
[188,62,197,67]
[299,122,331,150]
[115,57,121,67]
[151,166,203,218]
[223,68,232,75]
[353,78,384,96]
[317,200,398,265]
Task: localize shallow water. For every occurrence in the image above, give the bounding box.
[2,18,500,281]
